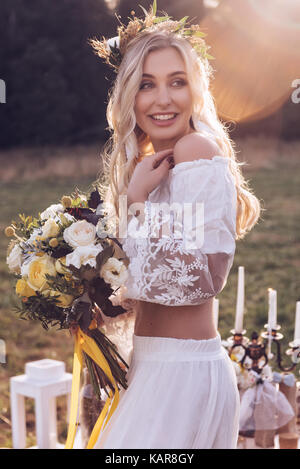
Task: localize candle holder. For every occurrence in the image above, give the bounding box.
[228,324,300,373]
[261,324,300,372]
[227,329,249,347]
[228,331,268,374]
[261,324,283,341]
[286,339,300,368]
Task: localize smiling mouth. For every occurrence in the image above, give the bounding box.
[149,113,178,121]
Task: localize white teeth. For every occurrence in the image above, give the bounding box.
[152,114,176,120]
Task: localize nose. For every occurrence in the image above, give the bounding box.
[155,84,172,106]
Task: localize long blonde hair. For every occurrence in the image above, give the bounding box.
[96,29,261,240]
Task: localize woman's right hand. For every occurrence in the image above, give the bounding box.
[127,148,174,204]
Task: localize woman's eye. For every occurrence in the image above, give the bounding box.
[139,80,186,90]
[172,80,186,87]
[140,82,152,90]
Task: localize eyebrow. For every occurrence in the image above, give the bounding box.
[142,71,187,78]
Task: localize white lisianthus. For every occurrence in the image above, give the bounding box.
[100,257,128,288]
[107,36,120,51]
[40,203,64,220]
[65,244,103,269]
[40,218,60,240]
[63,220,96,248]
[7,243,23,274]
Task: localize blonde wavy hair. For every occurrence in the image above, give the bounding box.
[96,28,261,240]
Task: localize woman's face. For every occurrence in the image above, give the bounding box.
[134,47,194,152]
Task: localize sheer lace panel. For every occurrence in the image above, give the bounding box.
[122,156,237,306]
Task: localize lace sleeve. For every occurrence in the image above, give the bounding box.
[122,156,237,306]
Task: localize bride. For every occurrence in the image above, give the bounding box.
[89,2,261,449]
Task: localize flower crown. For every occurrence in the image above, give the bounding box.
[89,0,213,73]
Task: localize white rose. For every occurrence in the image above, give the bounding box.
[40,203,64,220]
[63,220,96,248]
[100,257,128,288]
[65,244,103,269]
[7,243,23,274]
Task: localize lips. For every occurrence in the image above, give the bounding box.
[150,113,178,120]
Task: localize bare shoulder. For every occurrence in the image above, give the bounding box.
[173,132,221,164]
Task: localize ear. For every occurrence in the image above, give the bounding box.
[173,133,222,165]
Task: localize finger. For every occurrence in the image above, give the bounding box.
[154,155,175,170]
[156,156,174,173]
[152,149,173,169]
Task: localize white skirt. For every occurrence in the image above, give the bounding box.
[95,332,240,449]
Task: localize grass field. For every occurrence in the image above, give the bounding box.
[0,137,299,447]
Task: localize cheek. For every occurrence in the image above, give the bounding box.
[134,95,150,119]
[178,89,193,111]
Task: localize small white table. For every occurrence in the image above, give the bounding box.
[10,359,72,449]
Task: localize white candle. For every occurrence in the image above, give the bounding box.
[267,288,277,330]
[213,298,219,329]
[294,301,300,342]
[234,266,244,333]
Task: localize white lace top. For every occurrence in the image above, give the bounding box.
[121,154,237,306]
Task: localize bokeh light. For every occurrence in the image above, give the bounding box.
[200,0,300,122]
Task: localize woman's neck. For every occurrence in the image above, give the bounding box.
[150,124,195,153]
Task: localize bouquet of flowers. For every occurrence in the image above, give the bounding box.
[5,185,130,448]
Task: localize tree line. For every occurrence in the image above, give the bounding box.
[0,0,297,149]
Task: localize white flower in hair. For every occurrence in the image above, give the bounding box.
[107,36,120,52]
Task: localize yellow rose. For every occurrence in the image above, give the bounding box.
[40,218,60,241]
[27,255,56,292]
[16,278,37,297]
[42,289,74,308]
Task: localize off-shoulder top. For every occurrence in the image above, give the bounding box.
[121,154,237,306]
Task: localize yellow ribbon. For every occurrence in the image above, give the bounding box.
[65,327,120,449]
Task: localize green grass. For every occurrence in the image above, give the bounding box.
[0,176,96,448]
[0,163,300,448]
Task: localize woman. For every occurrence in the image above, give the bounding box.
[91,4,261,449]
